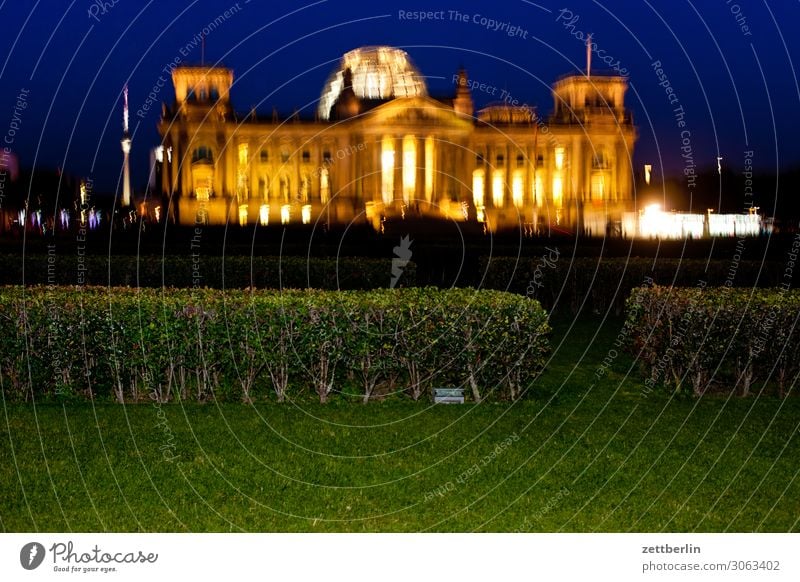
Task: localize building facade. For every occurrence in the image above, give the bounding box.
[156,46,637,233]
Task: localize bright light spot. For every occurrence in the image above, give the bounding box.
[512,170,524,208]
[554,147,565,170]
[533,174,543,206]
[381,136,395,205]
[259,204,269,226]
[402,135,416,203]
[472,169,485,208]
[238,204,248,227]
[281,204,291,225]
[301,204,312,225]
[320,169,330,204]
[644,164,652,185]
[492,170,504,208]
[425,136,434,202]
[591,173,605,201]
[552,175,563,207]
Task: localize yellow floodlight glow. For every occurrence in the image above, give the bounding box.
[512,170,524,208]
[402,135,416,203]
[381,136,395,205]
[472,169,485,208]
[492,170,504,208]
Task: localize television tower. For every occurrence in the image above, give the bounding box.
[120,85,132,207]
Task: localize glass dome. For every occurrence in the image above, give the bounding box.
[318,46,427,120]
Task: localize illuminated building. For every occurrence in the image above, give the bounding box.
[156,46,637,232]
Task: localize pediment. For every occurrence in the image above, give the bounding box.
[359,96,473,129]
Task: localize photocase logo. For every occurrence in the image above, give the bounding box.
[390,235,413,288]
[20,542,45,570]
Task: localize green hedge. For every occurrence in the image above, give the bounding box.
[625,285,800,397]
[0,286,550,404]
[480,256,786,314]
[0,255,415,290]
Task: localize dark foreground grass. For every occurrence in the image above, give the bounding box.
[2,316,799,532]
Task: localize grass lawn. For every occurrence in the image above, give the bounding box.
[1,315,799,532]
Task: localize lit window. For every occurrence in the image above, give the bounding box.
[238,204,248,227]
[259,204,269,226]
[280,204,291,224]
[512,170,524,208]
[533,175,543,206]
[381,136,395,205]
[552,176,563,206]
[591,174,605,201]
[302,205,312,225]
[238,143,249,167]
[300,175,309,202]
[554,147,565,170]
[492,170,504,207]
[320,169,330,204]
[402,135,416,203]
[192,146,213,163]
[592,150,609,169]
[280,176,290,202]
[472,169,485,208]
[425,136,434,202]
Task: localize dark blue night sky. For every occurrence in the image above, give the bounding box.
[1,0,798,196]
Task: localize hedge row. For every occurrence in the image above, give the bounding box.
[625,285,800,397]
[0,286,550,404]
[0,255,415,290]
[480,256,787,314]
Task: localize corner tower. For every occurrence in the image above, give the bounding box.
[171,66,234,120]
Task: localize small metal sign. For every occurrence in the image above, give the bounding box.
[433,387,465,404]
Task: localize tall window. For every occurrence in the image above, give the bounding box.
[472,169,485,208]
[192,146,213,163]
[592,149,609,169]
[381,136,395,205]
[402,135,416,203]
[492,170,504,208]
[320,168,330,204]
[591,174,605,201]
[512,170,524,208]
[554,147,565,170]
[552,176,563,207]
[425,136,434,202]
